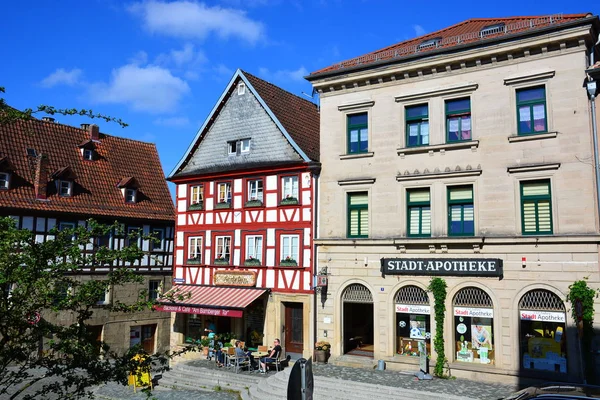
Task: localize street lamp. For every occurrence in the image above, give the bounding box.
[587,79,597,98]
[587,77,600,228]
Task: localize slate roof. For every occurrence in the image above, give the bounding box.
[243,70,320,162]
[0,119,174,222]
[309,13,592,77]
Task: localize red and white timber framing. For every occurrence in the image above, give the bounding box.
[171,165,314,294]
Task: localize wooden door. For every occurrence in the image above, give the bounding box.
[141,324,156,354]
[284,303,303,353]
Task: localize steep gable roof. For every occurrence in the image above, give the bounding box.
[169,69,320,179]
[309,13,593,78]
[0,119,174,222]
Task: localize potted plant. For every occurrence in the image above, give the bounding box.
[200,337,211,356]
[280,195,298,206]
[244,256,261,266]
[280,256,297,267]
[188,201,203,211]
[215,201,231,209]
[213,257,229,265]
[186,255,202,265]
[314,341,331,363]
[244,198,263,207]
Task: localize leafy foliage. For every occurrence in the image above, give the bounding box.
[428,277,448,377]
[0,86,128,128]
[0,217,192,399]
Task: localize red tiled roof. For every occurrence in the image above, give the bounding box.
[0,119,174,222]
[243,70,320,162]
[310,13,592,76]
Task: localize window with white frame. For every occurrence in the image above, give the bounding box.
[59,221,76,231]
[228,139,251,155]
[96,286,110,305]
[83,148,94,161]
[0,172,10,189]
[125,188,137,203]
[215,236,231,262]
[190,185,204,204]
[152,228,164,251]
[188,236,203,261]
[245,235,263,262]
[247,179,263,202]
[125,226,141,248]
[148,280,161,301]
[281,176,298,200]
[228,141,238,155]
[59,180,73,197]
[217,182,232,204]
[280,235,299,263]
[240,138,250,153]
[238,82,246,96]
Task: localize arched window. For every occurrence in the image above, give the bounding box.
[394,285,430,357]
[341,284,373,356]
[453,287,494,365]
[519,289,567,373]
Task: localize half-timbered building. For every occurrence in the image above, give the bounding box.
[163,69,320,358]
[0,118,175,354]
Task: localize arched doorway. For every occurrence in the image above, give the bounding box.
[453,286,495,365]
[342,283,373,356]
[395,285,431,357]
[519,289,567,373]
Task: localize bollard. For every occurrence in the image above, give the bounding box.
[377,360,385,370]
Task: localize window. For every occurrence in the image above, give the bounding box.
[59,180,72,197]
[247,179,263,202]
[281,176,298,200]
[347,192,368,238]
[448,186,474,236]
[215,236,231,262]
[228,141,238,155]
[417,37,441,50]
[125,188,137,203]
[480,23,505,37]
[228,139,251,155]
[240,139,250,153]
[517,86,547,135]
[95,229,112,248]
[406,104,429,147]
[190,185,204,205]
[453,287,494,365]
[347,113,368,154]
[148,280,161,301]
[59,221,76,231]
[83,148,94,161]
[521,180,552,235]
[0,172,9,189]
[245,235,263,262]
[281,235,299,263]
[96,286,110,305]
[238,82,246,95]
[125,227,141,247]
[407,189,431,237]
[152,228,164,251]
[188,236,203,262]
[217,182,232,204]
[446,98,471,142]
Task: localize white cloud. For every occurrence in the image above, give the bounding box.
[413,24,426,37]
[155,43,207,67]
[154,116,190,127]
[258,66,308,82]
[213,64,233,77]
[129,50,149,65]
[89,64,190,113]
[128,0,265,44]
[40,68,82,88]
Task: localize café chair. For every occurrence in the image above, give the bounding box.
[257,345,268,352]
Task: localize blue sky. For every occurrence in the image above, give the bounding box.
[1,0,597,192]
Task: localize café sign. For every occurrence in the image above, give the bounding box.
[381,258,503,279]
[214,270,257,287]
[154,304,243,318]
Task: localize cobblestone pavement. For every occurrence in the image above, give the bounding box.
[94,383,239,400]
[311,363,520,400]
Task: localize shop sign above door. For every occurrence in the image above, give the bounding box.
[380,258,503,279]
[214,270,257,286]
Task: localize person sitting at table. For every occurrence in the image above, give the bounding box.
[215,336,226,367]
[234,340,257,370]
[260,338,282,373]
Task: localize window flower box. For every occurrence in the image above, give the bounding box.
[186,258,202,265]
[280,257,298,267]
[188,202,204,211]
[213,258,230,265]
[215,201,231,209]
[280,197,298,206]
[244,258,261,266]
[244,199,263,208]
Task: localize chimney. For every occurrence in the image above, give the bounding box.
[42,117,55,122]
[80,123,90,130]
[34,154,49,200]
[89,124,100,141]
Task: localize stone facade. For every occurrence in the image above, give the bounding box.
[308,17,600,383]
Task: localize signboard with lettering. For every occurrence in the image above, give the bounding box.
[173,278,185,284]
[381,258,503,279]
[520,311,566,323]
[395,304,431,315]
[154,304,243,318]
[453,307,494,318]
[213,270,257,287]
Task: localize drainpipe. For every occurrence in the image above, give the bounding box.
[589,34,600,230]
[312,170,320,357]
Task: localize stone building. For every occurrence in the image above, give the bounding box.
[162,70,319,359]
[306,13,600,383]
[0,118,175,354]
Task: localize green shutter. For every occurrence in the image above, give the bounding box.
[449,187,472,201]
[521,180,552,235]
[409,208,421,235]
[522,201,537,233]
[409,190,430,203]
[348,192,368,238]
[421,208,431,234]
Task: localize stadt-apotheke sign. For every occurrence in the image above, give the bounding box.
[380,258,503,279]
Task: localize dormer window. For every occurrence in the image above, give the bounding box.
[480,23,505,38]
[417,37,441,51]
[58,180,73,197]
[0,172,10,190]
[228,138,251,155]
[83,148,94,161]
[78,140,96,161]
[125,188,137,203]
[238,82,246,95]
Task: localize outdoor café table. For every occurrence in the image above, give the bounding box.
[251,351,268,358]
